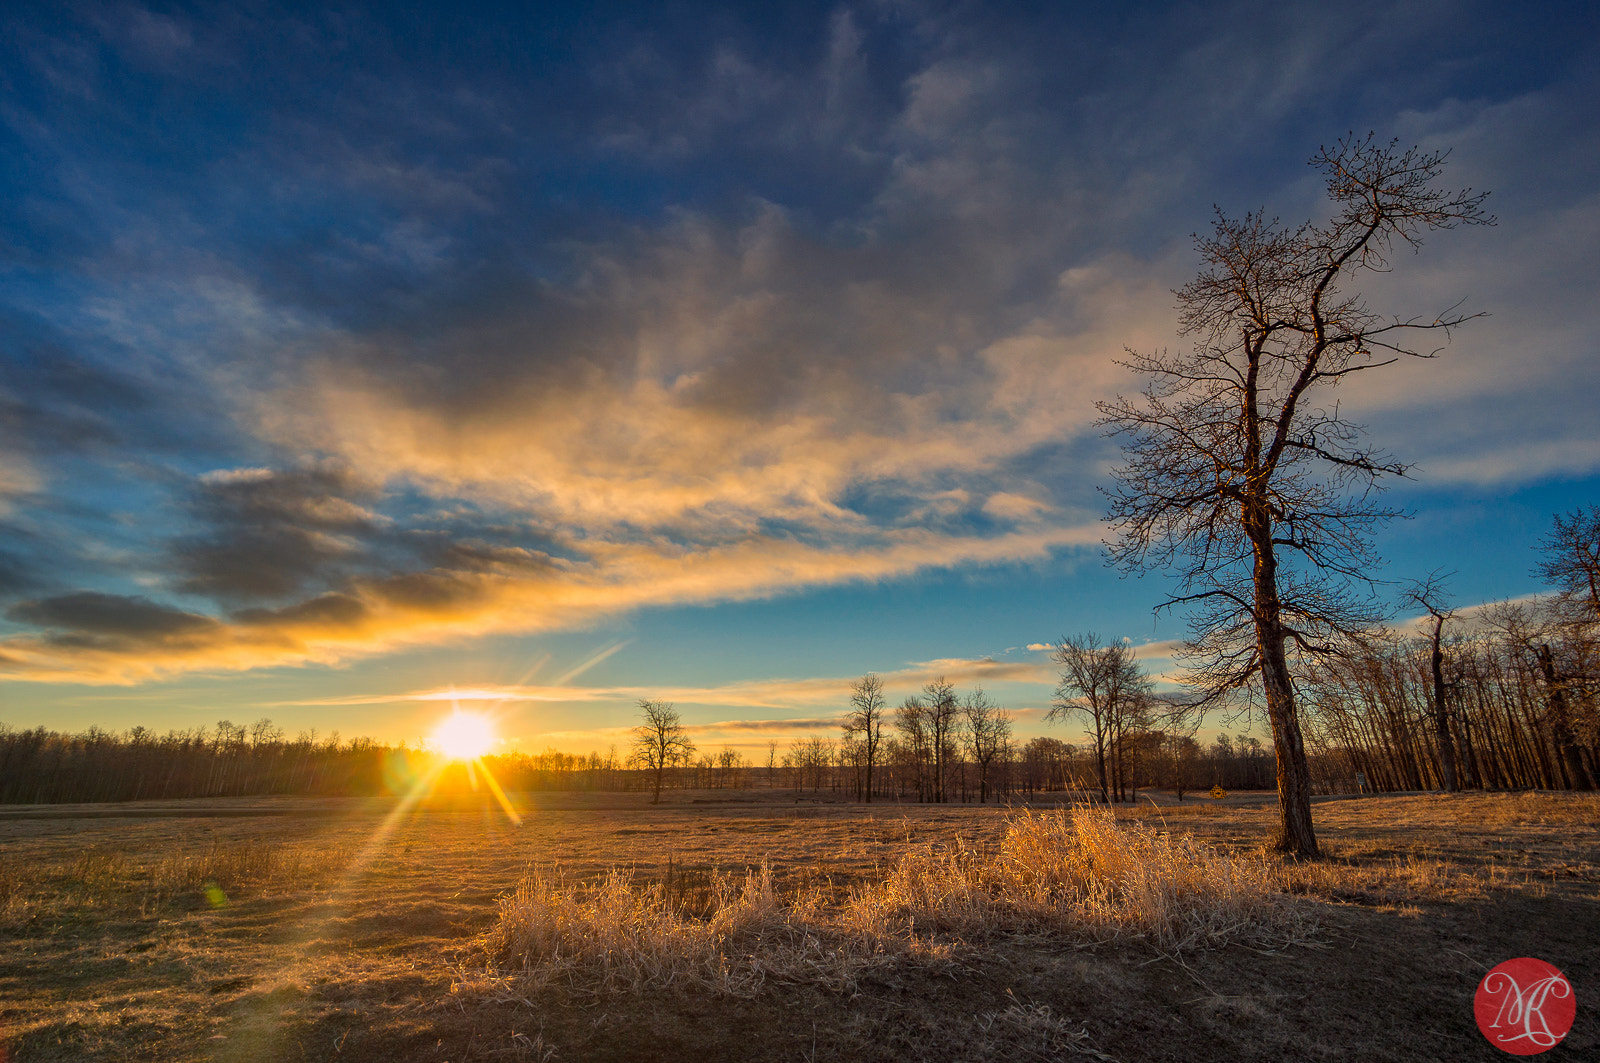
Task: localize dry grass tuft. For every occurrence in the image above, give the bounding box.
[847,808,1305,950]
[480,808,1312,996]
[973,1003,1118,1061]
[477,863,911,996]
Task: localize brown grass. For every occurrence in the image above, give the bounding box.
[478,808,1315,998]
[1449,790,1598,827]
[2,790,1595,1062]
[0,837,353,922]
[0,852,22,913]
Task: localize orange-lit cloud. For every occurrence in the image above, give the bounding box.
[0,525,1097,683]
[6,0,1593,709]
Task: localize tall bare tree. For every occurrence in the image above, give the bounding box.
[963,687,1011,803]
[895,694,930,801]
[1048,634,1149,803]
[924,676,961,803]
[1098,135,1492,855]
[841,673,887,803]
[1402,572,1460,792]
[629,698,696,804]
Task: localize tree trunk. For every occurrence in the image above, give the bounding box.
[1250,517,1320,857]
[1093,721,1110,805]
[1430,616,1459,792]
[1536,644,1596,791]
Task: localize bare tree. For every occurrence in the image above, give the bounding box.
[1098,136,1492,855]
[841,673,887,802]
[1536,507,1600,621]
[1048,634,1150,803]
[963,687,1011,803]
[1486,601,1598,791]
[1402,571,1460,792]
[1159,732,1203,800]
[895,695,931,801]
[924,677,961,803]
[629,698,696,804]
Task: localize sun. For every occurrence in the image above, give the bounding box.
[431,711,495,761]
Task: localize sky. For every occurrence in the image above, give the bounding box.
[1,0,1597,757]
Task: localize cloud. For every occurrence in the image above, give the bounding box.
[686,717,841,734]
[1390,593,1544,638]
[172,464,388,600]
[7,592,220,650]
[1129,639,1186,661]
[1,1,1595,689]
[0,524,1094,683]
[273,654,1062,716]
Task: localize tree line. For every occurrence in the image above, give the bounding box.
[0,719,747,805]
[6,495,1590,808]
[1301,595,1598,794]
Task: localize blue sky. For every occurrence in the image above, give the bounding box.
[1,1,1597,755]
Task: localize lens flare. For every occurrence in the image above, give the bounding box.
[432,710,495,761]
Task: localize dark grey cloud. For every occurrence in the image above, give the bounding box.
[0,310,228,458]
[8,591,218,642]
[0,543,36,597]
[233,591,369,631]
[171,465,384,600]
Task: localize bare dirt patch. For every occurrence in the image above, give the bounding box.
[2,790,1596,1061]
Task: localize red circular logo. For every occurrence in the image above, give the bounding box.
[1475,957,1576,1055]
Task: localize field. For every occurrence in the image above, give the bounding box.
[2,789,1596,1062]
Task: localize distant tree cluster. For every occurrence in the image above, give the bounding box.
[835,675,1015,803]
[0,720,384,804]
[1047,634,1203,803]
[0,717,715,805]
[1300,592,1599,795]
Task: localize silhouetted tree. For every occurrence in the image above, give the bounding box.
[1049,634,1150,803]
[1536,506,1600,620]
[963,687,1011,803]
[628,699,696,804]
[1098,135,1492,855]
[1403,572,1460,791]
[841,674,887,802]
[923,677,961,803]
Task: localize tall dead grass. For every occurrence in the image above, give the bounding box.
[848,808,1303,948]
[0,838,352,921]
[145,837,347,898]
[480,808,1314,996]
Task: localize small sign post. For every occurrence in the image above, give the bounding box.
[1208,785,1227,799]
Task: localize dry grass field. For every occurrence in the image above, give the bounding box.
[2,789,1596,1062]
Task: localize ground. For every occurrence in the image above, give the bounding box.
[2,789,1596,1062]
